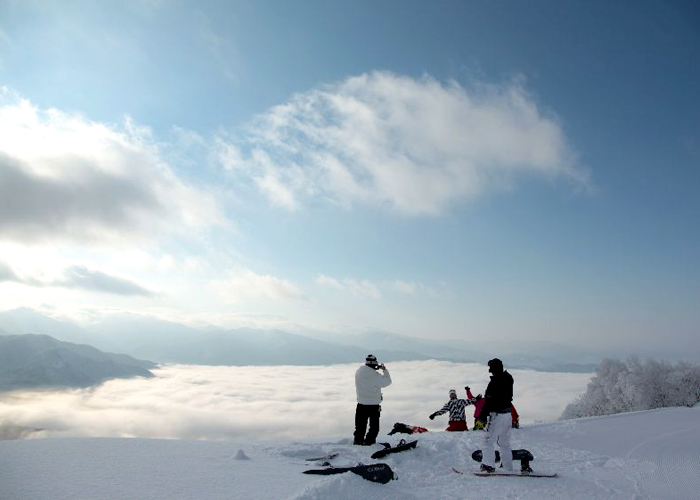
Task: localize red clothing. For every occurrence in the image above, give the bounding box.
[468,388,519,427]
[511,405,520,428]
[446,420,468,432]
[466,388,485,419]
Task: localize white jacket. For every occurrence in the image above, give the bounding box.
[355,364,392,405]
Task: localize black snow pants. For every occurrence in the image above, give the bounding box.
[354,404,381,445]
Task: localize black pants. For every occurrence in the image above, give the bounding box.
[354,404,380,445]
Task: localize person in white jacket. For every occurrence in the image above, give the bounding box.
[354,354,392,445]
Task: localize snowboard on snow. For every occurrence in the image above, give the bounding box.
[305,452,339,462]
[370,439,417,459]
[465,448,555,477]
[471,449,534,464]
[472,470,557,478]
[303,463,396,484]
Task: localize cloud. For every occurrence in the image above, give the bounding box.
[0,260,19,282]
[393,280,418,294]
[316,275,382,300]
[0,361,592,441]
[0,260,156,297]
[52,266,157,297]
[211,268,307,303]
[218,72,590,215]
[0,88,223,246]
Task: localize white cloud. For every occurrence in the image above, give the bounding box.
[217,72,590,215]
[54,265,157,297]
[316,275,382,300]
[0,259,19,282]
[0,361,592,441]
[393,280,418,294]
[0,88,224,246]
[0,259,157,297]
[211,268,307,303]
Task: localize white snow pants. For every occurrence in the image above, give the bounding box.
[483,412,513,470]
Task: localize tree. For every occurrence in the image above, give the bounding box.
[561,357,700,420]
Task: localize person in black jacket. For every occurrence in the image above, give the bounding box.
[477,358,514,472]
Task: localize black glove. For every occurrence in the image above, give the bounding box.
[465,386,470,392]
[429,413,436,420]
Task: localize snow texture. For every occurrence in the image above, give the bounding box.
[1,405,698,500]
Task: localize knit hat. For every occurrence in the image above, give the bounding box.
[488,358,504,373]
[449,389,457,398]
[365,354,379,367]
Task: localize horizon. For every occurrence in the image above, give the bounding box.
[1,1,699,355]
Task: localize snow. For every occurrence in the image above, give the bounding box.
[1,405,699,500]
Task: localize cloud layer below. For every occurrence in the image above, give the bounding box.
[0,361,591,441]
[219,72,589,215]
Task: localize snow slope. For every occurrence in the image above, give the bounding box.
[1,405,698,500]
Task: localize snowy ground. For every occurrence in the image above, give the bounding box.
[1,405,698,500]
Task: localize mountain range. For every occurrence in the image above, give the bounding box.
[0,333,155,391]
[0,308,600,372]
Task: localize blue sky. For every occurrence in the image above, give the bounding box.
[0,0,698,356]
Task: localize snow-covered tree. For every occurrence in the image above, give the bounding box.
[561,357,700,419]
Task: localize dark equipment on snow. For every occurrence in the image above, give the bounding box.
[303,463,396,484]
[472,470,557,478]
[387,422,428,435]
[471,448,534,472]
[370,439,417,459]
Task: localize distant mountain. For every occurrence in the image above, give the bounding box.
[0,308,93,345]
[0,334,156,391]
[0,308,599,372]
[311,330,600,372]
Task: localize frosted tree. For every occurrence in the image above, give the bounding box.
[561,357,700,419]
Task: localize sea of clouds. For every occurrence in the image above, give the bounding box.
[0,360,591,441]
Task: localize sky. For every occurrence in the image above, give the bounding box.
[0,361,591,441]
[0,1,699,354]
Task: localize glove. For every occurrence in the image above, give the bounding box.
[429,413,436,420]
[465,386,470,391]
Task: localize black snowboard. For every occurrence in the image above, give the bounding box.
[371,439,418,459]
[303,463,395,484]
[471,449,534,463]
[471,448,534,471]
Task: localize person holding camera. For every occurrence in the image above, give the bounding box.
[354,354,392,445]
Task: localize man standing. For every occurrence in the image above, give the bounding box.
[477,358,514,472]
[354,354,392,445]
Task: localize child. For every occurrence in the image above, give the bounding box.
[429,389,472,431]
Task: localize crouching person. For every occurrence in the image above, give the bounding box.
[429,389,472,431]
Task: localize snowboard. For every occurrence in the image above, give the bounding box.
[471,449,534,463]
[370,439,418,459]
[473,470,557,478]
[303,463,396,484]
[305,452,339,462]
